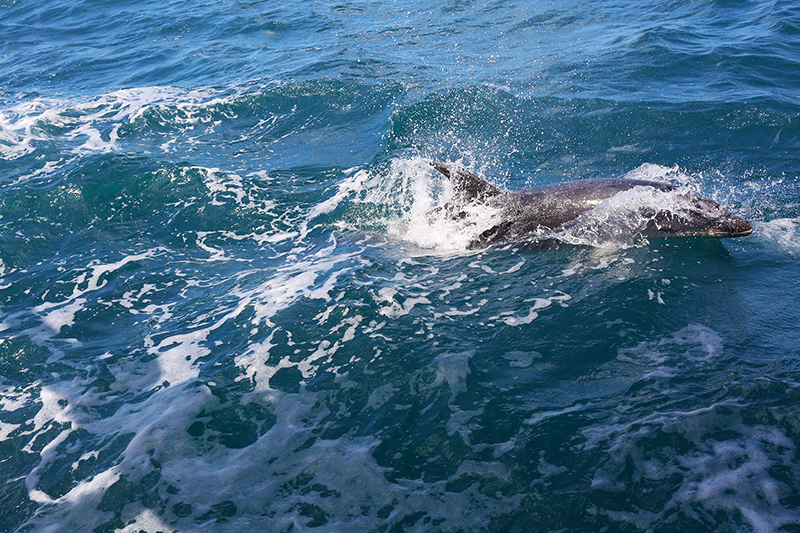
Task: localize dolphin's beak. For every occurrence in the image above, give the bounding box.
[709,215,753,237]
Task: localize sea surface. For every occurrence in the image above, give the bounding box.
[1,0,800,531]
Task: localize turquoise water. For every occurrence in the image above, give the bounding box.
[1,1,800,531]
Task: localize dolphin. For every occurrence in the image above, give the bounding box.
[430,161,753,249]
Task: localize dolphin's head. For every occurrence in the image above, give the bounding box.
[644,190,752,238]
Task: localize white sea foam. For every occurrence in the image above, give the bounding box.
[501,305,540,326]
[617,324,725,366]
[589,403,799,533]
[20,249,167,348]
[307,167,372,222]
[231,244,371,391]
[374,286,432,318]
[622,163,685,185]
[758,217,800,256]
[0,86,251,174]
[577,323,800,532]
[432,350,474,396]
[343,157,504,254]
[502,350,541,368]
[524,403,588,426]
[0,99,62,159]
[0,89,176,158]
[497,291,570,327]
[18,343,522,532]
[0,386,33,413]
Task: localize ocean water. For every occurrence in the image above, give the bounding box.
[1,0,800,531]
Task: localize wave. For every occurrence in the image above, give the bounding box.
[757,217,800,256]
[0,80,402,185]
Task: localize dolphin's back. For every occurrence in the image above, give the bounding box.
[470,179,667,248]
[532,178,675,196]
[430,161,674,205]
[515,178,675,224]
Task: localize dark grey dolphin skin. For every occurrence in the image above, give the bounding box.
[430,161,753,249]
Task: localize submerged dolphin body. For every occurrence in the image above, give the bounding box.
[430,161,753,249]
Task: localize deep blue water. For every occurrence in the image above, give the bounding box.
[1,0,800,532]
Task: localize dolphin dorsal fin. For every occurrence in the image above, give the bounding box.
[430,161,502,202]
